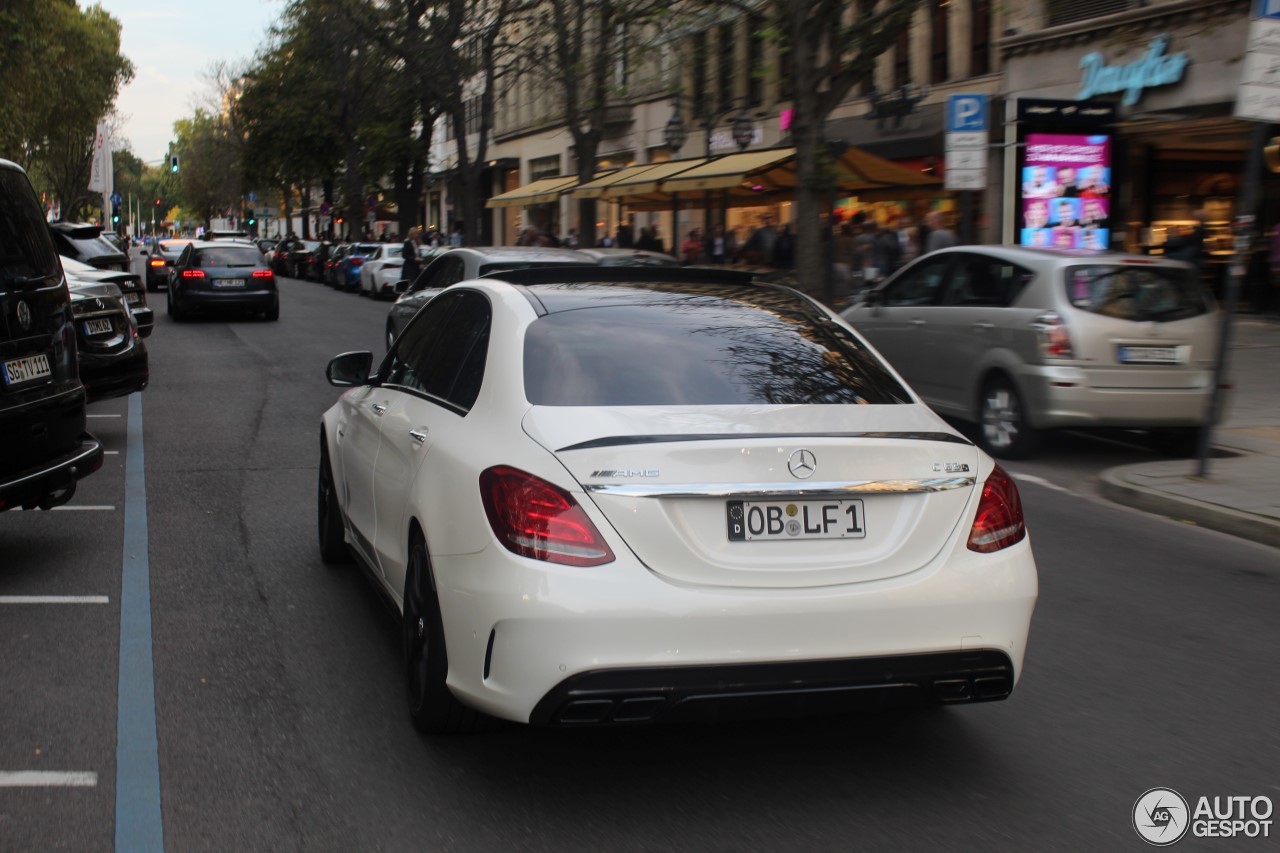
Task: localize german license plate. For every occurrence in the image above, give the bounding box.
[124,292,142,305]
[1118,345,1179,364]
[2,353,52,386]
[727,499,866,541]
[84,318,113,335]
[213,278,245,288]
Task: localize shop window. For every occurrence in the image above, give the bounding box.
[971,0,992,77]
[718,22,735,110]
[1047,0,1130,27]
[529,156,561,181]
[930,0,949,85]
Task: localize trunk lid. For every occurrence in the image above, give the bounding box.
[524,404,979,589]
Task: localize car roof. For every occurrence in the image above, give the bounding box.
[445,246,595,264]
[187,240,267,251]
[921,244,1191,269]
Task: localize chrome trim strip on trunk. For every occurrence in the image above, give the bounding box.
[584,477,976,498]
[557,431,972,453]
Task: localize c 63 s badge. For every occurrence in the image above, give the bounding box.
[933,462,970,473]
[591,469,659,478]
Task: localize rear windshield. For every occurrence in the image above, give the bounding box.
[1065,264,1208,322]
[194,248,263,268]
[61,234,121,260]
[524,290,911,406]
[0,169,60,289]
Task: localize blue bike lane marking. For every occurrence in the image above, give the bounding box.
[116,391,164,851]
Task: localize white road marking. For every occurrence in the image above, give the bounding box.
[87,414,122,418]
[0,596,109,605]
[105,451,120,456]
[0,771,98,787]
[1007,472,1072,494]
[53,505,117,511]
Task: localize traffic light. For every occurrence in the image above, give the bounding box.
[111,205,120,225]
[169,155,179,174]
[247,209,255,226]
[155,198,162,207]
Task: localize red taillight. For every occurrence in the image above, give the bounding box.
[181,269,205,278]
[1032,311,1074,360]
[252,269,273,278]
[148,258,164,267]
[350,258,363,267]
[967,465,1027,553]
[479,466,615,567]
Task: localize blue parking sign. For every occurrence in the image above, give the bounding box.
[947,94,989,132]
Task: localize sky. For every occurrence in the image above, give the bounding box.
[96,0,285,163]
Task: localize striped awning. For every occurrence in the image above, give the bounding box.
[485,175,581,208]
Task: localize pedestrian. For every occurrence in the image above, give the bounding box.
[709,225,727,264]
[635,226,660,253]
[923,211,957,254]
[449,222,464,247]
[564,228,579,249]
[834,221,858,292]
[681,228,704,265]
[1164,209,1208,272]
[617,221,635,248]
[771,223,795,269]
[401,238,421,286]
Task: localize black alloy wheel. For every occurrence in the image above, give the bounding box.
[317,443,351,563]
[166,288,185,322]
[403,538,484,734]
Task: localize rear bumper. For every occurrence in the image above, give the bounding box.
[0,433,103,511]
[1020,365,1214,429]
[173,288,277,313]
[80,348,149,403]
[531,650,1015,726]
[434,534,1038,725]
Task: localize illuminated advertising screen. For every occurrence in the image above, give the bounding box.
[1019,133,1111,250]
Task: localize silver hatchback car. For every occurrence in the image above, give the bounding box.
[841,246,1218,458]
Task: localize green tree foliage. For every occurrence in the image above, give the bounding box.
[0,0,134,217]
[173,108,246,227]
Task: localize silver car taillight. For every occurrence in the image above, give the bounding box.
[1031,311,1074,360]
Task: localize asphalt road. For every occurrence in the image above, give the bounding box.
[2,273,1277,852]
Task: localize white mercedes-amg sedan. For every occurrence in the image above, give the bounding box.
[318,267,1038,733]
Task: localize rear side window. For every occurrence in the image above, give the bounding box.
[1065,265,1208,322]
[195,248,263,267]
[524,294,911,406]
[56,233,120,260]
[0,169,60,289]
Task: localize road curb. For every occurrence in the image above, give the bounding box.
[1100,463,1280,550]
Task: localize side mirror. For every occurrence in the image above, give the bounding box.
[394,279,410,294]
[326,351,373,387]
[863,287,884,306]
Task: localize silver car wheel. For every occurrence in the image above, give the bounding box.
[982,387,1019,450]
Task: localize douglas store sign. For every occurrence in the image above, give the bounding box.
[1077,35,1190,105]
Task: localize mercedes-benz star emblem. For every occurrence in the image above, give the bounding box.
[787,449,817,480]
[16,300,32,331]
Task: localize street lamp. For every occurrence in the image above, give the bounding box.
[664,94,757,258]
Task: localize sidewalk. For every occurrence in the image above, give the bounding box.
[1101,315,1280,549]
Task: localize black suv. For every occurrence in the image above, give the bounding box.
[0,160,103,511]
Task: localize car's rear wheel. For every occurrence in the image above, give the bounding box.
[979,376,1039,459]
[264,299,280,321]
[403,537,484,734]
[166,289,185,322]
[317,443,351,563]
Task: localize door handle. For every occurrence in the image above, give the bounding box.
[409,428,429,445]
[371,403,388,416]
[973,321,994,331]
[909,319,925,327]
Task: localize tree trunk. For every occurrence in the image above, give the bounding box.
[282,185,293,238]
[300,186,312,239]
[788,4,829,306]
[394,158,416,238]
[575,134,599,247]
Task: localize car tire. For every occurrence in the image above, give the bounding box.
[317,443,351,563]
[166,289,185,322]
[403,536,485,734]
[979,376,1039,459]
[264,299,280,321]
[1151,427,1202,458]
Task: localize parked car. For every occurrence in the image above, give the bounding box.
[60,255,154,338]
[48,222,128,272]
[272,238,322,279]
[320,266,1038,732]
[385,246,594,347]
[63,277,149,402]
[336,242,381,292]
[357,244,409,298]
[841,246,1219,458]
[323,243,352,288]
[100,231,129,260]
[0,159,103,512]
[166,240,279,321]
[575,247,679,266]
[140,238,193,291]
